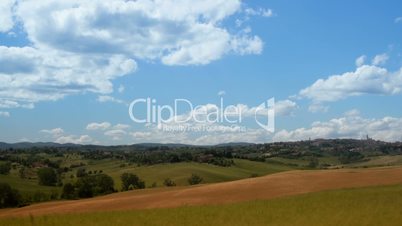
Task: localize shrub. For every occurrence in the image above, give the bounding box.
[0,162,11,175]
[76,168,87,177]
[37,167,57,186]
[93,174,115,195]
[121,173,145,191]
[338,151,364,164]
[188,174,203,185]
[0,183,22,208]
[61,183,76,199]
[163,178,176,187]
[76,176,94,198]
[31,191,49,202]
[76,174,115,198]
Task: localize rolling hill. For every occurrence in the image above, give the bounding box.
[1,166,402,218]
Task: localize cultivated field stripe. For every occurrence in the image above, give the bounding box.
[1,166,402,217]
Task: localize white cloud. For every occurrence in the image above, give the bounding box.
[244,7,274,17]
[308,104,329,113]
[104,129,126,140]
[86,122,111,130]
[192,128,270,145]
[344,109,360,117]
[371,53,389,66]
[300,64,402,103]
[132,110,402,144]
[118,85,125,93]
[0,111,10,117]
[0,0,16,32]
[112,123,130,130]
[355,55,366,67]
[15,0,260,64]
[130,131,152,139]
[1,0,264,108]
[0,46,137,108]
[230,35,263,55]
[275,100,298,116]
[86,122,130,140]
[97,95,126,105]
[273,112,402,142]
[217,90,226,96]
[40,128,64,138]
[164,99,296,125]
[395,17,402,23]
[56,135,92,144]
[0,99,34,109]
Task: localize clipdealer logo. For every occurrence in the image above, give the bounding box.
[128,98,275,132]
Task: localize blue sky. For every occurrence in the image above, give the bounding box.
[1,0,402,145]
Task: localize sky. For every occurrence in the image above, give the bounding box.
[1,0,402,145]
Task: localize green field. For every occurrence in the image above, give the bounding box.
[1,158,293,196]
[2,184,401,226]
[73,158,293,189]
[0,170,59,196]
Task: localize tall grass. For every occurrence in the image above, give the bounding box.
[2,184,402,226]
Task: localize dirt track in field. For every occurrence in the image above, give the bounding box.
[1,166,402,218]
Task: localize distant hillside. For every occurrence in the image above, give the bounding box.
[0,142,81,149]
[0,139,401,152]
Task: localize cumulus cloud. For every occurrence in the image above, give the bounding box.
[308,104,329,113]
[355,55,366,67]
[1,0,265,109]
[86,122,130,141]
[0,111,10,117]
[97,95,126,105]
[112,123,130,130]
[118,85,125,93]
[230,35,263,55]
[86,122,111,130]
[275,100,298,116]
[273,112,402,142]
[244,7,274,17]
[300,64,402,103]
[371,53,389,66]
[0,99,34,109]
[164,99,296,124]
[217,90,226,96]
[40,128,64,137]
[104,129,126,140]
[0,46,137,107]
[56,135,92,144]
[0,0,16,32]
[40,127,93,144]
[15,0,261,64]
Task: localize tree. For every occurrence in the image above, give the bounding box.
[37,167,57,186]
[76,176,94,198]
[0,183,22,208]
[339,151,364,164]
[163,178,176,187]
[187,174,203,185]
[61,183,76,199]
[76,168,87,177]
[0,162,11,175]
[93,174,115,195]
[75,174,115,198]
[121,173,145,191]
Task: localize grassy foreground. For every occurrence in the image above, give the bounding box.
[2,184,402,226]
